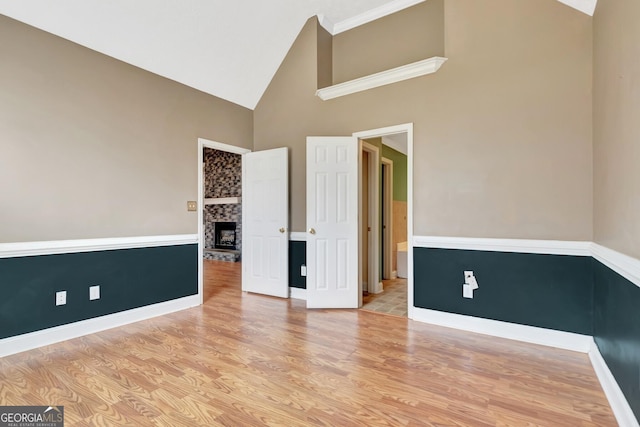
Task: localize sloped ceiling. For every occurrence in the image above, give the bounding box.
[0,0,597,110]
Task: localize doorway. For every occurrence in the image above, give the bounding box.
[197,138,250,304]
[353,124,413,318]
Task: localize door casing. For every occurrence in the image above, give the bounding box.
[381,157,393,280]
[360,140,381,295]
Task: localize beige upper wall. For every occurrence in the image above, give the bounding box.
[254,0,593,240]
[332,0,445,85]
[593,0,640,259]
[0,15,253,243]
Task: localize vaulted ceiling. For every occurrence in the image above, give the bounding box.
[0,0,597,110]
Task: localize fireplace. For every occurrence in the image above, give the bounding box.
[214,222,237,250]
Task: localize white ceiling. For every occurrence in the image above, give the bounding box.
[0,0,596,110]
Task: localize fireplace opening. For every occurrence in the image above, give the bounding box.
[214,222,237,250]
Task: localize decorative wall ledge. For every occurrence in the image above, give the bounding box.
[316,56,447,101]
[204,197,240,205]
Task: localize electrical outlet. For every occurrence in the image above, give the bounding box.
[89,285,100,301]
[301,265,307,276]
[56,291,67,306]
[187,201,197,211]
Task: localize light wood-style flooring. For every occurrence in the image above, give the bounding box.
[0,260,616,426]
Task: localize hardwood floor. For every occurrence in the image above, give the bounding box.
[0,260,616,426]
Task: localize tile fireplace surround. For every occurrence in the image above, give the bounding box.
[203,148,241,262]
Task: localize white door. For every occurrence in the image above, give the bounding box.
[306,137,359,308]
[242,147,289,298]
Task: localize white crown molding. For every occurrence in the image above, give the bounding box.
[557,0,598,16]
[316,57,447,101]
[290,287,307,301]
[589,342,640,427]
[332,0,426,35]
[592,243,640,289]
[329,0,595,35]
[0,234,198,258]
[412,235,592,256]
[411,307,593,353]
[316,13,334,34]
[0,295,200,358]
[289,232,307,241]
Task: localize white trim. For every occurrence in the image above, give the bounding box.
[557,0,597,16]
[589,342,640,427]
[413,235,592,256]
[289,232,307,242]
[316,57,447,101]
[0,295,200,358]
[198,138,251,306]
[381,157,393,280]
[412,307,593,353]
[290,287,307,301]
[316,14,334,34]
[410,237,640,287]
[360,141,381,296]
[332,0,425,34]
[327,1,595,34]
[0,234,198,259]
[198,138,251,156]
[592,243,640,289]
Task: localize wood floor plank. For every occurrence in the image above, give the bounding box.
[0,260,618,426]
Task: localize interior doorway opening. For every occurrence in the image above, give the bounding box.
[354,125,412,318]
[197,138,250,304]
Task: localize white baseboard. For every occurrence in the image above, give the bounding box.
[372,282,383,294]
[589,342,640,427]
[411,307,593,353]
[0,295,200,358]
[290,287,307,300]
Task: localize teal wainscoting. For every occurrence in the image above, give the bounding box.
[289,241,306,289]
[413,248,593,335]
[0,244,197,340]
[593,259,640,421]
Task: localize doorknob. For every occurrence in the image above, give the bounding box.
[308,228,316,234]
[279,227,286,233]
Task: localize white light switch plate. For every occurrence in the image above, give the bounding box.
[463,284,474,299]
[89,285,100,301]
[301,265,307,276]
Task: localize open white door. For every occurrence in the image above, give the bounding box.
[242,147,289,298]
[306,136,359,309]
